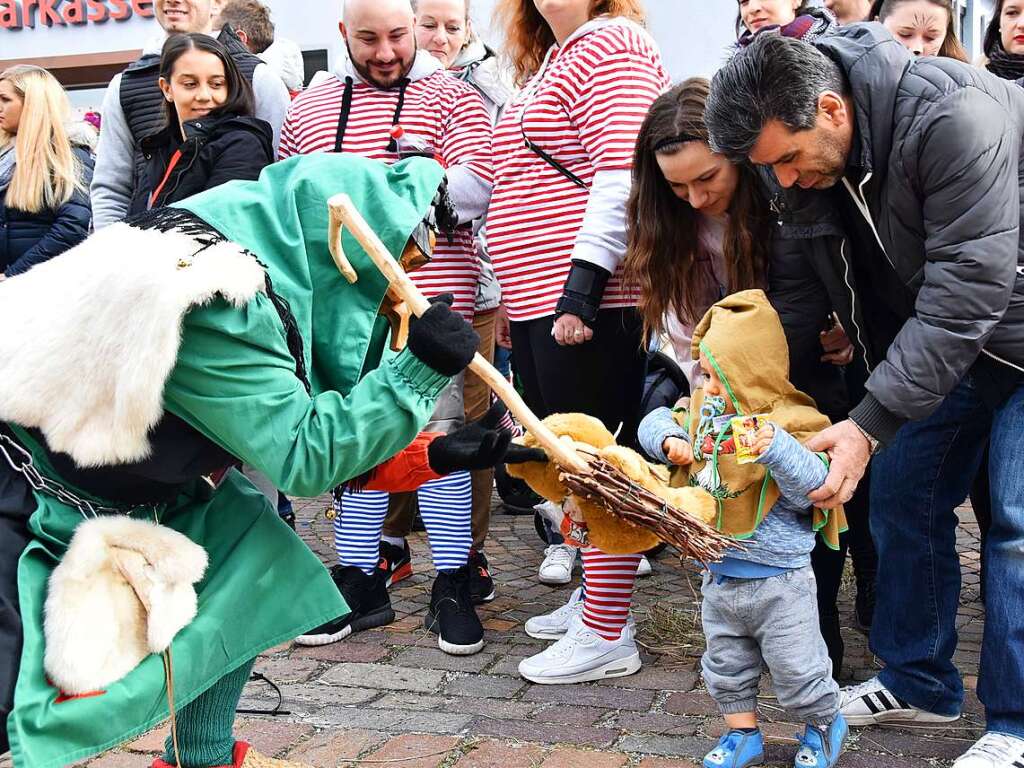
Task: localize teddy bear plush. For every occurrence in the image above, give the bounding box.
[507,413,717,555]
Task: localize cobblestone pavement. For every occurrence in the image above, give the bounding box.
[82,496,986,768]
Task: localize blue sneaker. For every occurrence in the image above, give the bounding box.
[794,715,849,768]
[704,729,765,768]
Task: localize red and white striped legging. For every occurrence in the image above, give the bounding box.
[580,548,642,640]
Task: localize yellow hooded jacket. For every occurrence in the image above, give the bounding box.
[673,290,847,549]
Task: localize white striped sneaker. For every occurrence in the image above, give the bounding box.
[954,733,1024,768]
[840,677,960,726]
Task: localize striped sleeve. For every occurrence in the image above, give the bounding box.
[278,106,298,159]
[568,32,668,171]
[441,84,495,184]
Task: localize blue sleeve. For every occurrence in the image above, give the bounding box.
[637,406,689,464]
[756,425,829,511]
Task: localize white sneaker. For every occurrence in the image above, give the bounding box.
[524,586,584,639]
[840,677,960,726]
[954,733,1024,768]
[636,555,652,577]
[538,543,576,585]
[519,614,641,684]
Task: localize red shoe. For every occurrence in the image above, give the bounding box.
[152,741,313,767]
[379,540,413,587]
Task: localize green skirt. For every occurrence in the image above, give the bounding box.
[7,431,347,768]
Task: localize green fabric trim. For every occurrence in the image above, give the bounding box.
[754,470,772,528]
[699,341,743,415]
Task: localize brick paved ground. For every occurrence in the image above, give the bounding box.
[76,496,985,768]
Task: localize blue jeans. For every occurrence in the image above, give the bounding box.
[870,365,1024,737]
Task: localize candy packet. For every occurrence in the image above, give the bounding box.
[731,414,770,464]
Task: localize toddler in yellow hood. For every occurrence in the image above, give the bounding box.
[637,290,850,768]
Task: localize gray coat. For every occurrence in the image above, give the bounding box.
[815,24,1024,443]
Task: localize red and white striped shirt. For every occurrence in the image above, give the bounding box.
[280,65,493,319]
[486,20,669,322]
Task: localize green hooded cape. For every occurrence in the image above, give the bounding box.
[7,154,451,768]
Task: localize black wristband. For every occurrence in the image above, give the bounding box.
[554,260,611,326]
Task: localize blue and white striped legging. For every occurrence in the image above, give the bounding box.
[333,471,473,574]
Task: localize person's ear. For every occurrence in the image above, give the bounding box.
[339,21,347,38]
[236,28,249,47]
[818,91,848,128]
[158,76,173,102]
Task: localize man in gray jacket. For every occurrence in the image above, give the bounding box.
[90,0,289,229]
[706,24,1024,768]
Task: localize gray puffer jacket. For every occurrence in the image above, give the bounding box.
[815,24,1024,443]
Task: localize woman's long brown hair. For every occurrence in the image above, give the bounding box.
[623,78,772,343]
[493,0,646,86]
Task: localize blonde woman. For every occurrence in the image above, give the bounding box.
[0,65,92,280]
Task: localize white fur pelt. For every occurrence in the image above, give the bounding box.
[0,223,264,467]
[44,516,208,694]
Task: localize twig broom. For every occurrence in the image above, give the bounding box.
[327,194,733,565]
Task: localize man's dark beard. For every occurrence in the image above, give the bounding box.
[344,38,416,89]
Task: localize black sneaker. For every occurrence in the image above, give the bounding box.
[424,566,485,656]
[294,564,395,646]
[380,540,414,587]
[468,549,495,604]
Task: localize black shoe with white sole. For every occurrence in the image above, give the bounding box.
[468,549,495,604]
[295,564,395,646]
[424,565,485,656]
[840,677,960,727]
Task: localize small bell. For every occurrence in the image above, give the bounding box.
[324,505,337,521]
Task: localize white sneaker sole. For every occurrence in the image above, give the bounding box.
[520,651,642,685]
[438,636,486,656]
[844,708,961,727]
[538,572,573,585]
[524,624,569,641]
[294,624,353,647]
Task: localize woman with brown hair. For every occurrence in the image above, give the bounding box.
[625,78,876,682]
[487,0,668,685]
[869,0,968,60]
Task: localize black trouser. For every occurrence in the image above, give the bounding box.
[509,308,647,446]
[510,309,647,546]
[0,465,33,755]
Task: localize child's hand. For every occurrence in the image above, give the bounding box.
[663,437,694,466]
[750,423,776,456]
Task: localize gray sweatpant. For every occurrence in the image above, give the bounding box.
[700,565,839,725]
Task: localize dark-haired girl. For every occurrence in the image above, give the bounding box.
[625,78,877,682]
[127,33,274,216]
[980,0,1024,79]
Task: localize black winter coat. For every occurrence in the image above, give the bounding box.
[0,146,93,277]
[809,24,1024,442]
[128,113,274,216]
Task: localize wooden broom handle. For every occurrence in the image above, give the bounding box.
[327,193,589,473]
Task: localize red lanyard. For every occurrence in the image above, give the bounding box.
[147,149,184,210]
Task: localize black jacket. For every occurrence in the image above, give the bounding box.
[803,24,1024,443]
[0,146,93,277]
[128,113,274,216]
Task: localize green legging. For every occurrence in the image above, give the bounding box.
[162,659,255,768]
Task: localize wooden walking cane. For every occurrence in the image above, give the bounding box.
[327,194,734,564]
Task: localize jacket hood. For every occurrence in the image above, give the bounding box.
[141,113,274,157]
[176,153,446,397]
[332,48,443,85]
[691,290,799,417]
[814,22,913,174]
[260,38,305,91]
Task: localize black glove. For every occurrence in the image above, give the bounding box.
[428,401,548,475]
[407,294,479,376]
[554,260,611,327]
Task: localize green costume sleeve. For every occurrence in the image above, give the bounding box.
[163,294,449,498]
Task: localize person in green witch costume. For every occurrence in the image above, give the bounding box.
[0,153,541,768]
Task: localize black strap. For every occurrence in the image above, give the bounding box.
[523,134,588,190]
[333,76,355,153]
[386,78,411,153]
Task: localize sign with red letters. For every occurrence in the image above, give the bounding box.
[0,0,155,29]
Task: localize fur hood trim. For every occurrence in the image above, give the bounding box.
[44,516,208,694]
[0,222,265,467]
